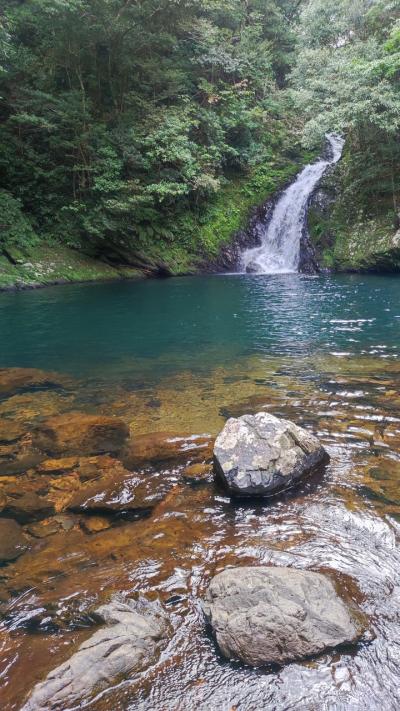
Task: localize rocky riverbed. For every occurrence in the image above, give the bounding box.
[1,352,400,709]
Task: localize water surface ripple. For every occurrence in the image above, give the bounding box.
[0,273,400,710]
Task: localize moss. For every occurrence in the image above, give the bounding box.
[332,217,400,271]
[0,245,144,291]
[307,154,400,273]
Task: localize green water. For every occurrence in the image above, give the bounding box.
[2,272,400,711]
[0,273,399,376]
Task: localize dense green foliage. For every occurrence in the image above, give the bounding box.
[292,0,400,232]
[1,0,399,277]
[0,0,304,265]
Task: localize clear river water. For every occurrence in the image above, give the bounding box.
[1,272,400,710]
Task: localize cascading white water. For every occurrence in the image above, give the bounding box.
[241,134,345,275]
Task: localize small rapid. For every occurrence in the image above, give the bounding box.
[241,133,344,274]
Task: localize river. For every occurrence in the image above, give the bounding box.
[1,272,400,709]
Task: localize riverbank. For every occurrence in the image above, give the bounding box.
[0,152,312,292]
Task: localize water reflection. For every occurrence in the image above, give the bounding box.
[1,275,400,709]
[0,274,400,377]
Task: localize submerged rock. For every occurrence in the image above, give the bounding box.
[2,491,55,523]
[67,465,167,516]
[213,412,328,496]
[122,431,213,469]
[204,566,368,667]
[33,412,130,456]
[22,595,170,710]
[80,515,112,534]
[183,462,212,484]
[0,418,26,443]
[0,368,72,399]
[0,518,28,561]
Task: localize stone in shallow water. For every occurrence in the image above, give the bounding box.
[122,431,213,469]
[203,566,368,667]
[0,518,28,562]
[36,456,79,475]
[22,596,170,710]
[2,492,55,523]
[213,412,328,497]
[33,412,130,456]
[67,465,171,516]
[0,368,72,398]
[0,418,26,443]
[80,515,112,534]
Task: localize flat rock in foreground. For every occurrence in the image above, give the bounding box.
[204,566,368,667]
[214,412,328,496]
[22,596,170,710]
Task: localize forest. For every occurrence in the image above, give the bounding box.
[0,0,399,279]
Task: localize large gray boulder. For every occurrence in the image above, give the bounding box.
[213,412,328,496]
[204,566,368,667]
[22,596,170,710]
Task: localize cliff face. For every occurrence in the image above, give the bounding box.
[307,162,400,273]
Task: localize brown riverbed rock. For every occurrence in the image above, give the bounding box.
[0,519,29,562]
[204,566,369,667]
[0,418,26,443]
[214,412,329,497]
[183,462,212,484]
[0,368,72,399]
[80,515,112,534]
[36,456,80,475]
[122,431,213,469]
[2,491,55,523]
[22,596,170,710]
[0,445,45,476]
[33,413,130,456]
[67,463,173,517]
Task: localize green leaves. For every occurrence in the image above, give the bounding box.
[0,0,300,256]
[0,191,39,248]
[292,0,400,230]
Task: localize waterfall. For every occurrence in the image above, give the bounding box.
[241,134,345,275]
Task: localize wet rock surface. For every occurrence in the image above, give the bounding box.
[2,491,55,523]
[22,595,170,710]
[67,463,171,517]
[204,566,368,666]
[0,518,28,561]
[122,431,213,469]
[1,354,400,710]
[0,418,26,444]
[213,412,329,496]
[33,412,130,456]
